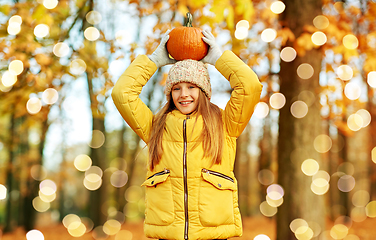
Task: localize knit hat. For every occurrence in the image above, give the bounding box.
[165,59,211,99]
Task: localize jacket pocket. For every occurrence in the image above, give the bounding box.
[199,168,236,227]
[141,169,174,226]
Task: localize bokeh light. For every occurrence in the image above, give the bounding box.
[74,154,92,172]
[266,195,283,207]
[40,179,57,196]
[53,42,70,57]
[290,218,308,233]
[260,201,277,217]
[103,219,121,235]
[338,175,355,192]
[270,1,285,14]
[110,170,129,188]
[84,27,100,41]
[312,170,330,195]
[70,59,87,75]
[347,113,363,131]
[297,63,314,79]
[42,88,59,104]
[269,93,286,109]
[235,27,248,40]
[34,24,50,38]
[343,34,359,49]
[32,196,50,212]
[43,0,58,9]
[344,82,361,100]
[30,165,47,181]
[258,169,274,186]
[89,130,105,148]
[311,31,327,46]
[336,65,353,81]
[9,60,24,75]
[313,15,329,29]
[68,221,86,237]
[7,22,21,35]
[115,230,133,240]
[313,134,332,153]
[267,184,284,200]
[372,147,376,164]
[1,71,17,87]
[63,214,81,228]
[26,230,44,240]
[311,181,330,195]
[236,20,250,29]
[330,224,348,239]
[261,28,277,42]
[9,15,22,25]
[367,71,376,88]
[280,47,297,62]
[86,11,102,25]
[366,201,376,217]
[290,101,308,118]
[352,190,370,207]
[344,234,360,240]
[0,184,7,200]
[85,166,103,182]
[356,109,371,128]
[295,225,314,240]
[254,234,271,240]
[254,102,269,118]
[27,97,42,115]
[39,191,56,203]
[301,159,319,176]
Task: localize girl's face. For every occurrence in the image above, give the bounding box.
[171,82,200,115]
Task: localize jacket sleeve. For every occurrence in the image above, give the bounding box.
[111,55,158,143]
[215,50,263,138]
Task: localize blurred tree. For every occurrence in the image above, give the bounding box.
[277,0,325,239]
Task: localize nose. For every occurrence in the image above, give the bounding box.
[180,86,188,97]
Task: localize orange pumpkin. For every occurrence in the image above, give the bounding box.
[167,13,209,61]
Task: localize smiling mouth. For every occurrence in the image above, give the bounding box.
[180,101,193,105]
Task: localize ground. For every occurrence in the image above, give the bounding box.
[1,216,376,240]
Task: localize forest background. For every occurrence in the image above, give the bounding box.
[1,0,376,240]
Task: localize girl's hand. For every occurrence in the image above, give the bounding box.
[201,30,222,66]
[148,30,177,68]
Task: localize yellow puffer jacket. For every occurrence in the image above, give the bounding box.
[112,50,262,240]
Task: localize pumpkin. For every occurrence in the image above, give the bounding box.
[166,13,209,61]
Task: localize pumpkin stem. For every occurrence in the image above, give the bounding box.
[184,12,193,27]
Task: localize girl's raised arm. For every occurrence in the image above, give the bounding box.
[111,31,176,143]
[202,30,262,138]
[216,51,262,137]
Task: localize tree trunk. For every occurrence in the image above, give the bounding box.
[86,67,107,226]
[277,0,324,239]
[4,109,16,233]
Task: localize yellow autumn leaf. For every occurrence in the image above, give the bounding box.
[226,6,235,30]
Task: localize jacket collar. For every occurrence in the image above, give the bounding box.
[170,109,198,119]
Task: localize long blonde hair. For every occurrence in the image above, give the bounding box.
[148,90,224,171]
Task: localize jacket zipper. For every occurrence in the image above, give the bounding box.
[147,168,170,180]
[202,168,234,183]
[183,116,189,239]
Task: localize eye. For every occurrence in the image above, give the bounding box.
[188,85,196,89]
[172,87,180,91]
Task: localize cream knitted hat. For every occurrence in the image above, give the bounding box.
[164,59,211,99]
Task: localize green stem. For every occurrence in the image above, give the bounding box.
[184,12,193,27]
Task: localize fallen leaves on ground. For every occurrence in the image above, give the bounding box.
[2,216,376,240]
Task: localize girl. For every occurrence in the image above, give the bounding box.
[112,30,262,240]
